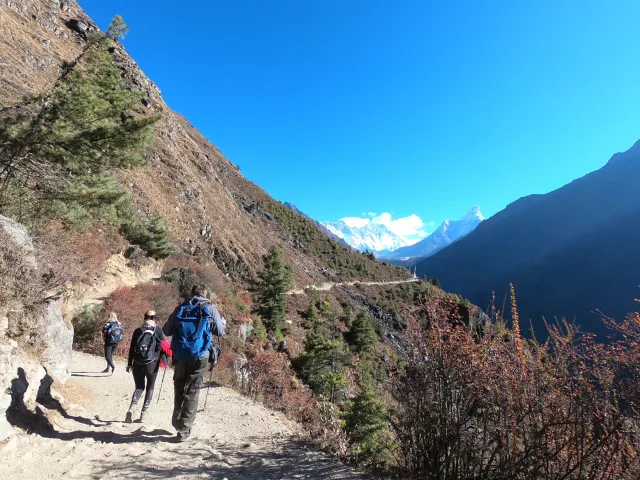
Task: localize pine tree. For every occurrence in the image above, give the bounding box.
[343,304,354,329]
[349,312,378,355]
[252,246,293,332]
[251,317,267,343]
[343,368,390,467]
[304,301,319,329]
[0,15,161,224]
[298,325,351,404]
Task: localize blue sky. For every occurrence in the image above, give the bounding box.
[81,0,640,242]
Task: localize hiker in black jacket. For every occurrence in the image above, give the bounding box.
[102,313,123,375]
[125,310,166,423]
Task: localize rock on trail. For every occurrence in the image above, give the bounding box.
[1,352,367,479]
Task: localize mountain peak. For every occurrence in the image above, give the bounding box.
[606,138,640,167]
[463,205,485,221]
[321,219,408,254]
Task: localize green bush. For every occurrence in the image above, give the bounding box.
[251,317,267,343]
[72,304,103,350]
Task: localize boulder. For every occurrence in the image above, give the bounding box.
[0,342,47,442]
[0,214,36,269]
[40,299,73,383]
[65,18,88,35]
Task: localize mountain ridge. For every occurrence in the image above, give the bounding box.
[416,139,640,336]
[384,205,484,260]
[321,219,409,254]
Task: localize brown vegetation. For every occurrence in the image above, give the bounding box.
[391,288,640,479]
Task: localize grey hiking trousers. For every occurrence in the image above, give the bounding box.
[172,355,208,436]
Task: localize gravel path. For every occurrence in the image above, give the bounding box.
[287,278,418,295]
[2,352,366,479]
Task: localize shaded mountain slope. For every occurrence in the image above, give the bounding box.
[416,140,640,336]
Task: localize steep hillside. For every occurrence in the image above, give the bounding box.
[416,140,640,336]
[0,0,408,287]
[283,202,352,249]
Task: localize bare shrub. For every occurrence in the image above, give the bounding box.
[0,227,42,340]
[243,348,320,429]
[391,291,639,479]
[34,221,126,290]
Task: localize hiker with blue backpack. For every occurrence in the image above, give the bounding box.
[102,312,123,374]
[125,310,168,423]
[163,284,225,442]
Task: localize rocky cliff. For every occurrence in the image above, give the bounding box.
[0,215,73,444]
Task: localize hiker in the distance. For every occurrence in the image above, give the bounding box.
[102,313,123,375]
[125,310,167,423]
[163,285,225,442]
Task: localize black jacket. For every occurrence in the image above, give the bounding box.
[127,326,165,368]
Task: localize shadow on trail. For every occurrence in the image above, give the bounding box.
[6,368,174,445]
[93,436,365,479]
[71,371,110,378]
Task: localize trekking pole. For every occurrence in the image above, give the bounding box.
[202,336,219,411]
[156,366,167,405]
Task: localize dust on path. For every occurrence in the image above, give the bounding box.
[287,278,419,295]
[1,352,366,480]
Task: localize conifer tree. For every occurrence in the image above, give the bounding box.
[349,311,378,355]
[249,317,267,344]
[0,15,161,224]
[343,367,390,467]
[343,304,354,329]
[252,246,293,332]
[122,212,174,260]
[304,301,319,329]
[298,325,351,404]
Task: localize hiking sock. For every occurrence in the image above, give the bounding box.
[142,389,154,409]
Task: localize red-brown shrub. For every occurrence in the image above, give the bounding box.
[102,281,180,358]
[34,221,127,289]
[391,291,639,479]
[243,348,320,428]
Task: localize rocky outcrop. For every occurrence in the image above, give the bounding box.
[0,336,48,442]
[0,216,73,442]
[40,299,73,382]
[0,215,37,269]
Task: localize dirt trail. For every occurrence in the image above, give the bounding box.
[2,352,366,480]
[287,278,419,295]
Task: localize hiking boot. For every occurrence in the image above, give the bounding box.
[176,431,191,442]
[171,413,181,431]
[102,367,110,374]
[137,409,148,423]
[110,366,115,375]
[125,410,134,423]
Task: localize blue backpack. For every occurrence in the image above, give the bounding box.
[172,301,213,361]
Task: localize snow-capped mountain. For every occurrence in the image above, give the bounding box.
[385,206,485,260]
[322,220,409,254]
